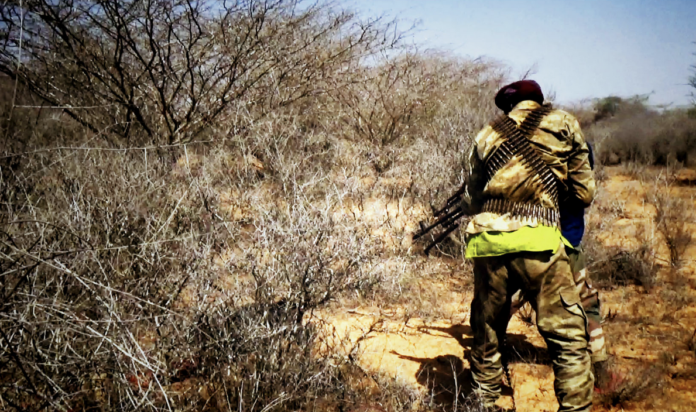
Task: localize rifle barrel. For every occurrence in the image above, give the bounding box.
[433,184,466,218]
[413,205,463,240]
[424,220,463,255]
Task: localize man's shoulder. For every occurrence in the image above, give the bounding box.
[509,103,579,127]
[545,107,578,125]
[542,107,583,138]
[474,120,497,144]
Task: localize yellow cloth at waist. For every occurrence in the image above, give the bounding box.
[465,225,572,258]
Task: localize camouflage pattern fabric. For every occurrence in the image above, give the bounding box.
[568,247,607,363]
[470,242,594,412]
[510,246,608,364]
[462,100,595,235]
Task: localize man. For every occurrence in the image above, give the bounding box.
[461,80,595,411]
[508,143,613,390]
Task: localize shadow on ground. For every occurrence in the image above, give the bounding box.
[391,323,550,410]
[417,323,551,366]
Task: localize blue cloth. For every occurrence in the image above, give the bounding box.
[560,203,585,247]
[560,143,594,247]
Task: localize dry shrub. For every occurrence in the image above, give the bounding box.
[594,364,665,408]
[584,204,658,290]
[589,246,658,290]
[642,173,694,269]
[583,96,696,167]
[331,53,504,147]
[619,161,648,180]
[0,0,400,146]
[584,174,660,290]
[0,0,511,409]
[0,141,401,411]
[1,148,216,410]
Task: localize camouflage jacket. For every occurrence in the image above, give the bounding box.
[463,100,595,234]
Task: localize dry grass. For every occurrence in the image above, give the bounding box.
[593,363,665,409]
[642,173,694,269]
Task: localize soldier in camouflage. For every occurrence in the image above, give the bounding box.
[461,80,595,411]
[509,248,610,382]
[508,142,612,391]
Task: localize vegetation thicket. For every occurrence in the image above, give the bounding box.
[0,1,504,410]
[1,1,695,410]
[577,96,696,167]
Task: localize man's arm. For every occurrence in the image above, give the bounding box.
[565,118,596,207]
[462,136,488,214]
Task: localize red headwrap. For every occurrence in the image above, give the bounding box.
[494,80,544,113]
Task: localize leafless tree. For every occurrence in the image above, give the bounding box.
[0,0,399,145]
[0,1,515,410]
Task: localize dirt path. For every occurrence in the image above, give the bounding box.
[325,309,559,411]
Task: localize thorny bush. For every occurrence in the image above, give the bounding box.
[642,173,694,269]
[0,141,390,411]
[0,0,508,410]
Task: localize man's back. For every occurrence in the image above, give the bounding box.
[464,80,595,412]
[465,100,595,236]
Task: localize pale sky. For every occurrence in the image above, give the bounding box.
[350,0,696,107]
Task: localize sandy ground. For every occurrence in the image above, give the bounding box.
[318,167,696,411]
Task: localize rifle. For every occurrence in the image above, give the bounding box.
[414,184,469,255]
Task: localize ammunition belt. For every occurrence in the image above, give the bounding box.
[487,104,557,201]
[482,198,560,227]
[485,105,560,223]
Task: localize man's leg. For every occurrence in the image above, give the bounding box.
[470,256,514,407]
[567,246,608,364]
[512,244,594,412]
[509,289,526,317]
[510,247,608,363]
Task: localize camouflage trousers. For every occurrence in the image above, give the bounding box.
[510,246,608,364]
[470,242,593,412]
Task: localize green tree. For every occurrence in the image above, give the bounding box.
[593,96,624,121]
[593,94,650,122]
